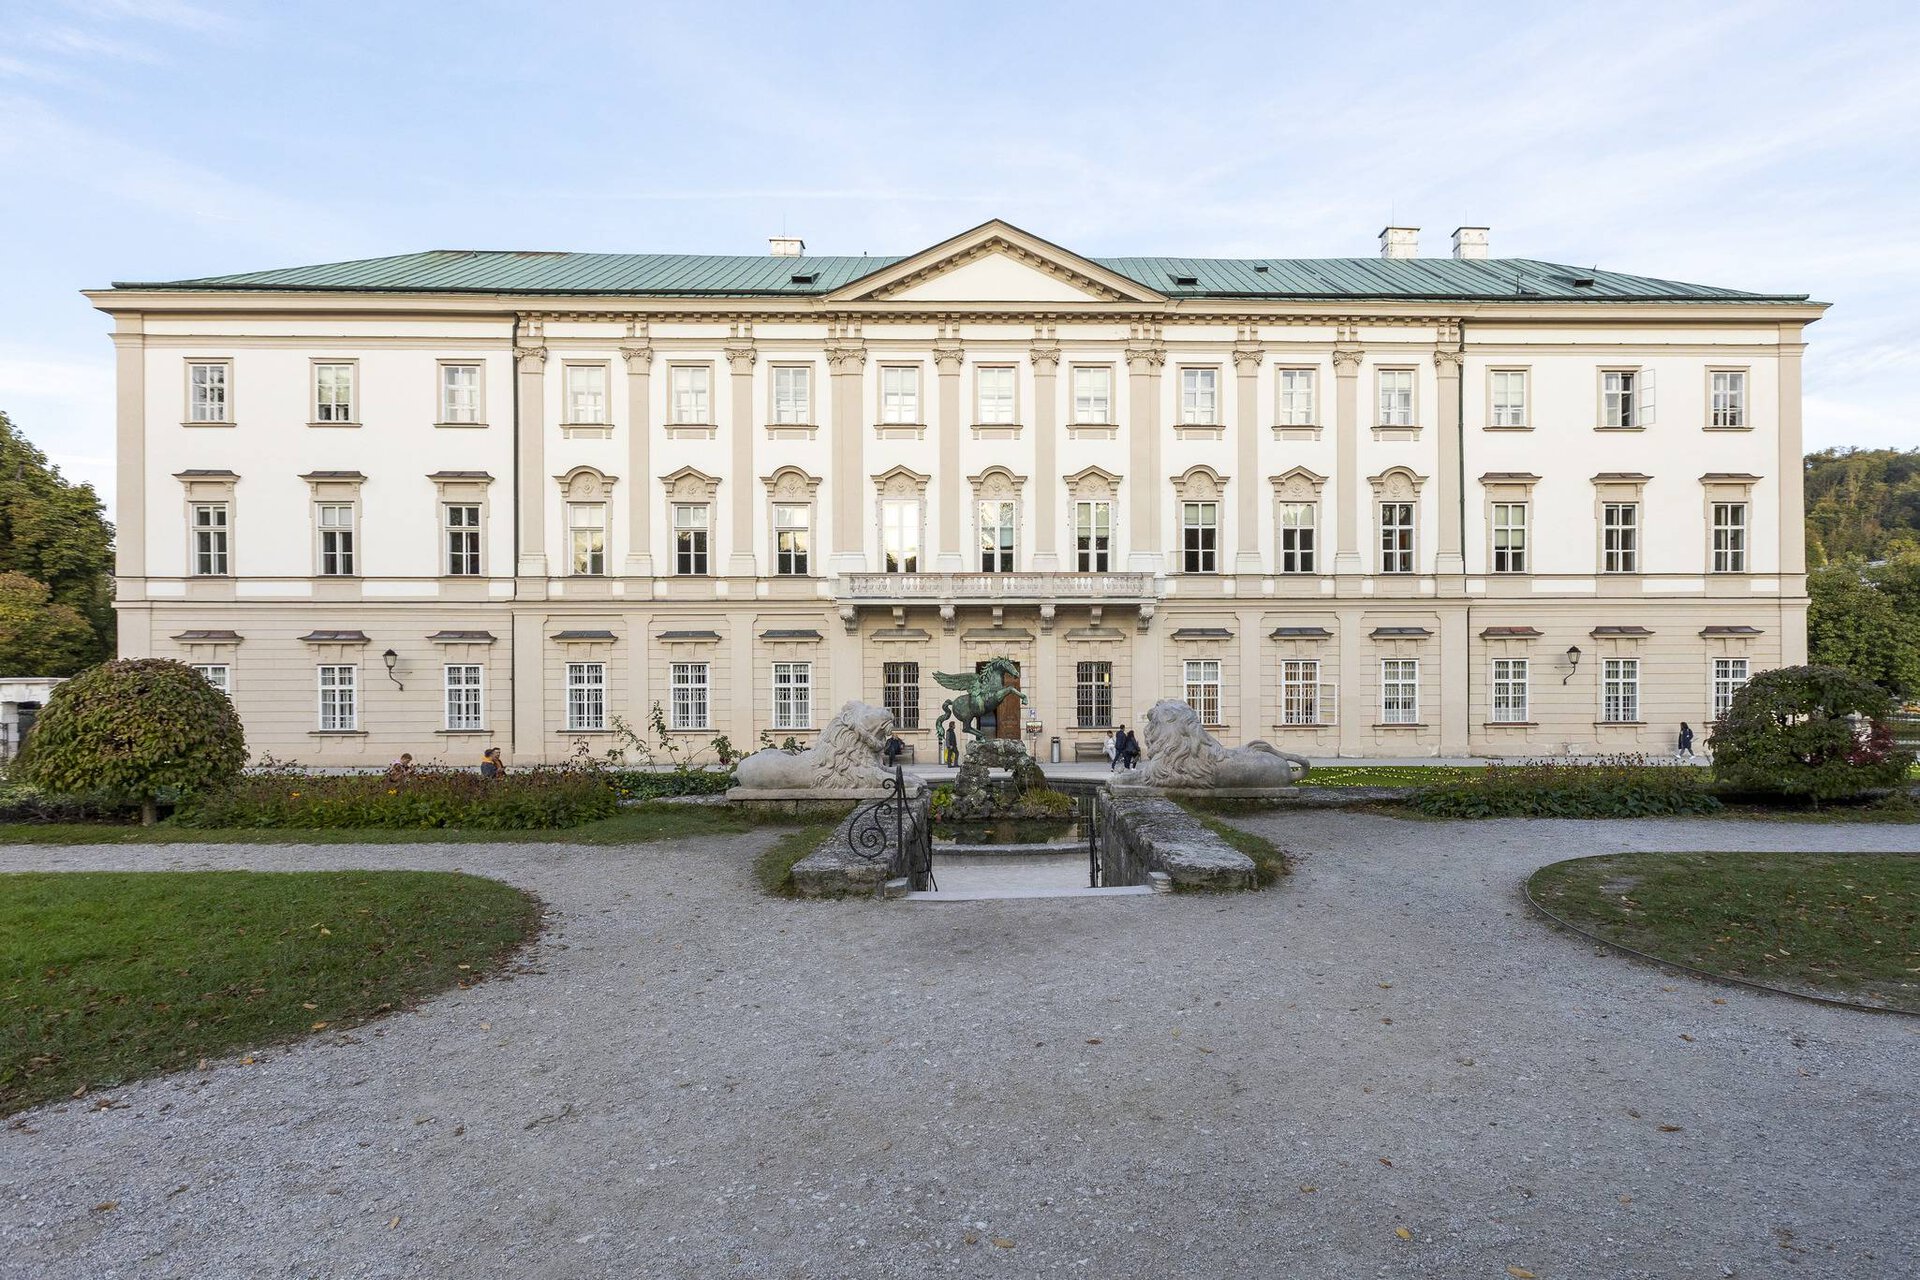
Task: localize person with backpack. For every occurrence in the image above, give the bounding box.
[1676,722,1695,763]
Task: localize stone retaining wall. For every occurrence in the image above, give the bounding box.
[792,789,933,898]
[1097,789,1257,891]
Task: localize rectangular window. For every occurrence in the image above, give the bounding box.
[565,662,605,732]
[1279,501,1317,573]
[670,662,709,730]
[569,501,607,576]
[1712,502,1748,573]
[1490,369,1528,427]
[1072,367,1111,423]
[1602,502,1639,573]
[444,664,483,730]
[191,503,229,575]
[670,366,710,423]
[1380,502,1415,574]
[1380,658,1419,725]
[774,502,810,576]
[1491,658,1530,723]
[444,503,481,575]
[188,361,229,422]
[317,502,356,576]
[317,665,357,731]
[1183,659,1222,725]
[1281,659,1322,725]
[978,500,1015,572]
[772,366,812,424]
[881,499,919,572]
[1491,502,1528,573]
[565,364,608,424]
[883,661,920,730]
[672,503,708,575]
[1712,657,1750,720]
[192,663,231,696]
[1602,369,1654,427]
[1075,661,1113,728]
[975,366,1016,424]
[1710,370,1746,428]
[314,362,355,423]
[1603,658,1640,723]
[1074,500,1111,572]
[1182,501,1218,573]
[1180,367,1218,423]
[880,366,920,423]
[1377,369,1414,426]
[1278,368,1316,425]
[440,363,481,423]
[772,662,812,730]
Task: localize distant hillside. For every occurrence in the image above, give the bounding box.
[1806,447,1920,564]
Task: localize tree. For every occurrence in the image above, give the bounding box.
[0,411,115,662]
[19,658,246,824]
[0,571,97,675]
[1803,447,1920,565]
[1709,665,1913,805]
[1806,563,1920,696]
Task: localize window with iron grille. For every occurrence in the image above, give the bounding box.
[1182,501,1218,573]
[444,664,483,730]
[1380,502,1415,573]
[444,503,482,575]
[1281,659,1321,725]
[317,665,357,731]
[1074,501,1111,572]
[1491,658,1529,722]
[883,661,920,729]
[1491,502,1528,573]
[317,503,356,576]
[314,363,354,422]
[1712,502,1747,573]
[1713,657,1750,720]
[566,662,605,731]
[673,503,708,575]
[1602,503,1639,573]
[1380,659,1419,724]
[1279,501,1316,573]
[1603,658,1640,722]
[670,662,709,730]
[772,662,812,731]
[1183,659,1222,725]
[1075,661,1113,728]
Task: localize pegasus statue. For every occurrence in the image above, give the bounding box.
[933,657,1026,745]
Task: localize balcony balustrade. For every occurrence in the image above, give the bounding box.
[839,570,1154,603]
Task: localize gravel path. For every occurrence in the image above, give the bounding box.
[3,815,1917,1279]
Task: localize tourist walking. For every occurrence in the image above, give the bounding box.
[480,747,506,779]
[1675,722,1695,763]
[1104,729,1118,770]
[1117,725,1140,770]
[943,722,959,767]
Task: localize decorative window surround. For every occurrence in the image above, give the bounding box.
[184,358,234,426]
[1065,465,1121,573]
[876,364,924,438]
[970,466,1027,573]
[1706,368,1751,431]
[561,360,613,438]
[763,466,821,578]
[1374,366,1418,440]
[1274,366,1320,440]
[873,465,930,574]
[1598,367,1656,430]
[176,469,239,578]
[556,466,618,577]
[1368,467,1426,575]
[970,422,1024,441]
[1480,472,1540,576]
[429,471,493,579]
[1701,473,1761,575]
[1173,466,1227,574]
[309,358,359,428]
[1271,467,1328,575]
[1487,366,1531,430]
[872,421,927,441]
[666,362,717,439]
[436,360,486,427]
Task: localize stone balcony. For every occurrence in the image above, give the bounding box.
[838,570,1155,605]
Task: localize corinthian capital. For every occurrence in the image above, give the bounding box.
[1124,343,1166,372]
[932,342,965,373]
[1331,345,1364,374]
[724,342,757,372]
[619,345,654,369]
[513,345,548,366]
[1028,342,1061,374]
[1232,344,1266,373]
[1432,346,1464,373]
[826,342,867,373]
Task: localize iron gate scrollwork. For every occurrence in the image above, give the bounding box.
[1080,789,1101,888]
[849,765,935,896]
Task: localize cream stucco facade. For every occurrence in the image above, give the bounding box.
[91,221,1821,764]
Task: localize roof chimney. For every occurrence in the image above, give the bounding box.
[1452,226,1489,260]
[1378,226,1419,260]
[768,236,806,257]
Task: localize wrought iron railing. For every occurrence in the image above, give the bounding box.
[848,765,934,896]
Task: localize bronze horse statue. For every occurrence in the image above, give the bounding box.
[933,657,1025,745]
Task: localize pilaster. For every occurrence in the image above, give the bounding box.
[1125,342,1166,574]
[511,608,545,760]
[1029,341,1062,571]
[620,342,654,577]
[1433,331,1465,581]
[827,341,867,575]
[1438,607,1469,757]
[725,340,758,579]
[1232,343,1265,575]
[111,316,147,590]
[1331,340,1364,589]
[934,341,965,571]
[1777,325,1807,578]
[514,330,549,581]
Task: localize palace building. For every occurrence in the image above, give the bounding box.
[91,220,1821,763]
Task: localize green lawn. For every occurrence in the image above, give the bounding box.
[1185,812,1291,887]
[1299,765,1484,787]
[1528,851,1920,1012]
[0,802,853,847]
[2,870,541,1114]
[751,822,842,896]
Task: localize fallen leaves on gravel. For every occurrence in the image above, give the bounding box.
[991,1238,1015,1249]
[1508,1268,1537,1279]
[91,1202,118,1213]
[1393,1227,1412,1240]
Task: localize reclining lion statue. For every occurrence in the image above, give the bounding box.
[733,700,901,791]
[1111,698,1311,790]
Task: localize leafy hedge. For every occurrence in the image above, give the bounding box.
[604,769,734,800]
[178,766,619,831]
[0,778,138,824]
[1410,756,1722,819]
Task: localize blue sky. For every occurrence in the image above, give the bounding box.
[3,0,1917,514]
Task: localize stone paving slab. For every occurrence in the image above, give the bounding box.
[2,815,1917,1278]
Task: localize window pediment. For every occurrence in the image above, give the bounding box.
[660,466,719,502]
[1269,467,1328,501]
[557,466,618,501]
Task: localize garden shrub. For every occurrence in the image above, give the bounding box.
[179,765,618,830]
[19,658,246,824]
[1411,755,1722,819]
[603,768,734,800]
[0,776,137,823]
[1710,664,1914,804]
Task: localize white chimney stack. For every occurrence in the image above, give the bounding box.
[1452,226,1490,260]
[1378,226,1419,259]
[768,236,806,257]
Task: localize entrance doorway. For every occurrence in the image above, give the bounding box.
[974,658,1022,740]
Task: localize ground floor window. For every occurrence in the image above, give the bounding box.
[1603,657,1640,723]
[772,661,812,730]
[445,664,483,730]
[1380,658,1419,724]
[882,661,920,729]
[1490,658,1529,723]
[566,662,606,731]
[1183,659,1222,724]
[317,665,357,731]
[1281,659,1322,725]
[671,662,710,730]
[1712,657,1750,721]
[192,663,231,697]
[1076,661,1113,728]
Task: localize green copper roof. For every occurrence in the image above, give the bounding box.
[112,248,1808,303]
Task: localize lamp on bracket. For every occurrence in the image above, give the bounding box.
[382,648,405,691]
[1561,645,1582,685]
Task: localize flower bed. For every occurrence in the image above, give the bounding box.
[178,766,620,831]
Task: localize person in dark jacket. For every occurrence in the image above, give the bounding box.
[944,723,959,767]
[1118,725,1140,769]
[1676,722,1695,763]
[884,734,905,766]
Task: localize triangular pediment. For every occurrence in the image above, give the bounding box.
[827,220,1164,304]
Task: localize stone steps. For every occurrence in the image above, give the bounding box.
[904,885,1155,902]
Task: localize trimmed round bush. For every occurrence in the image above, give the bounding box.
[19,658,246,823]
[1709,664,1913,804]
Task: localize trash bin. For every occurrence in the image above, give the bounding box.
[1049,736,1061,764]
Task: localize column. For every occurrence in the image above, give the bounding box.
[1030,342,1062,572]
[1433,338,1465,580]
[619,343,654,578]
[1332,343,1364,586]
[1232,343,1265,575]
[826,342,867,575]
[514,325,548,580]
[1124,343,1165,574]
[934,342,965,571]
[725,341,758,579]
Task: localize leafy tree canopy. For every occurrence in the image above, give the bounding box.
[1709,664,1912,803]
[1805,447,1920,565]
[0,571,96,676]
[0,411,114,663]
